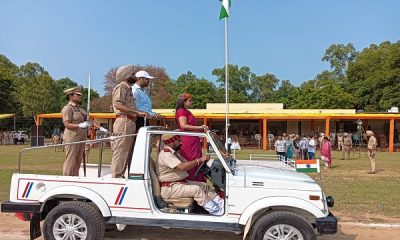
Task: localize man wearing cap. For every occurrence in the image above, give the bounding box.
[61,87,108,176]
[132,70,163,131]
[111,65,148,178]
[157,134,224,215]
[341,132,352,160]
[366,130,377,174]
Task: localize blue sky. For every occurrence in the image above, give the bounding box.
[1,0,399,95]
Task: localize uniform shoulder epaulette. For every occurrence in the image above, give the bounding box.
[163,148,171,152]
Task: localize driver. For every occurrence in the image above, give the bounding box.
[157,134,224,215]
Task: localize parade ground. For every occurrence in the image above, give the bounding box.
[1,144,400,224]
[1,142,400,240]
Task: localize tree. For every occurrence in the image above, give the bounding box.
[53,77,78,111]
[250,73,279,102]
[272,80,299,108]
[322,43,358,77]
[212,64,252,99]
[292,74,355,109]
[171,71,221,108]
[0,54,19,113]
[347,41,400,111]
[15,62,56,118]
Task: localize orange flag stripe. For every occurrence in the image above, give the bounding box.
[296,159,317,164]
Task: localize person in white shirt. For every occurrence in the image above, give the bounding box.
[308,136,316,159]
[274,136,287,162]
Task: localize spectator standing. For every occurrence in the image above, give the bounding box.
[321,137,332,168]
[292,135,301,160]
[274,136,287,162]
[299,136,309,160]
[286,134,294,160]
[308,136,316,159]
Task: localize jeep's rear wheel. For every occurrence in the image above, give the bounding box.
[43,201,105,240]
[251,212,316,240]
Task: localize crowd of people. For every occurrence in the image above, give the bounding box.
[0,130,27,145]
[272,130,378,173]
[273,133,332,168]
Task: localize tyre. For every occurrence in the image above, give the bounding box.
[43,201,105,240]
[251,211,316,240]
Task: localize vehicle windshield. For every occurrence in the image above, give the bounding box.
[209,131,232,161]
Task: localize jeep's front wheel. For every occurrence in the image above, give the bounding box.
[251,212,316,240]
[43,201,105,240]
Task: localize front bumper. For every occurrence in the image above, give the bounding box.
[315,212,338,234]
[1,201,41,213]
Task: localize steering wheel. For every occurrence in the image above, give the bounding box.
[193,160,209,178]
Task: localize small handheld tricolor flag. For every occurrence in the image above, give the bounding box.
[219,0,231,20]
[296,159,320,173]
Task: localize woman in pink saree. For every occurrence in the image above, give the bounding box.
[175,93,208,181]
[321,136,332,168]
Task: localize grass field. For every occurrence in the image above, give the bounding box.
[1,144,399,222]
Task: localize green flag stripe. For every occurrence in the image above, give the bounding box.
[219,6,229,20]
[296,168,318,173]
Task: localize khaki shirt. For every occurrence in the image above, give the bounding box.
[368,136,377,150]
[157,146,189,182]
[112,81,136,116]
[343,136,352,146]
[61,101,87,142]
[337,136,343,142]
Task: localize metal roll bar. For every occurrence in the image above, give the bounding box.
[18,133,138,175]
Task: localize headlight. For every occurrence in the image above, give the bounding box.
[326,196,334,207]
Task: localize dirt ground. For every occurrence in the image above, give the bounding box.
[1,213,400,240]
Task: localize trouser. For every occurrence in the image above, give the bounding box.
[277,152,287,163]
[368,151,376,172]
[300,148,308,160]
[342,145,350,159]
[63,142,85,176]
[111,117,136,178]
[308,152,315,160]
[135,117,149,132]
[294,149,301,159]
[161,181,217,206]
[338,142,343,151]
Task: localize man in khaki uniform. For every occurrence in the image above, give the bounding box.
[341,132,352,160]
[111,64,147,178]
[61,87,92,176]
[367,130,377,174]
[157,134,224,215]
[337,133,343,151]
[0,131,3,145]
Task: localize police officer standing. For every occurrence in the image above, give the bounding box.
[111,65,148,178]
[61,87,92,176]
[366,130,377,174]
[341,132,352,160]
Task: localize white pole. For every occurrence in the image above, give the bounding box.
[87,74,91,120]
[224,17,229,148]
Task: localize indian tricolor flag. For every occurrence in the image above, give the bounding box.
[219,0,231,20]
[296,159,320,173]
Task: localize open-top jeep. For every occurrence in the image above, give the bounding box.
[1,126,337,240]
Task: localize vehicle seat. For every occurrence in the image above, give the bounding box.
[149,157,194,209]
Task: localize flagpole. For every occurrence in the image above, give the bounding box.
[224,17,229,147]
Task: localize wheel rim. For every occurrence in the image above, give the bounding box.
[263,224,304,240]
[53,214,88,240]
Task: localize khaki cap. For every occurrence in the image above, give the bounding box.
[63,87,82,95]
